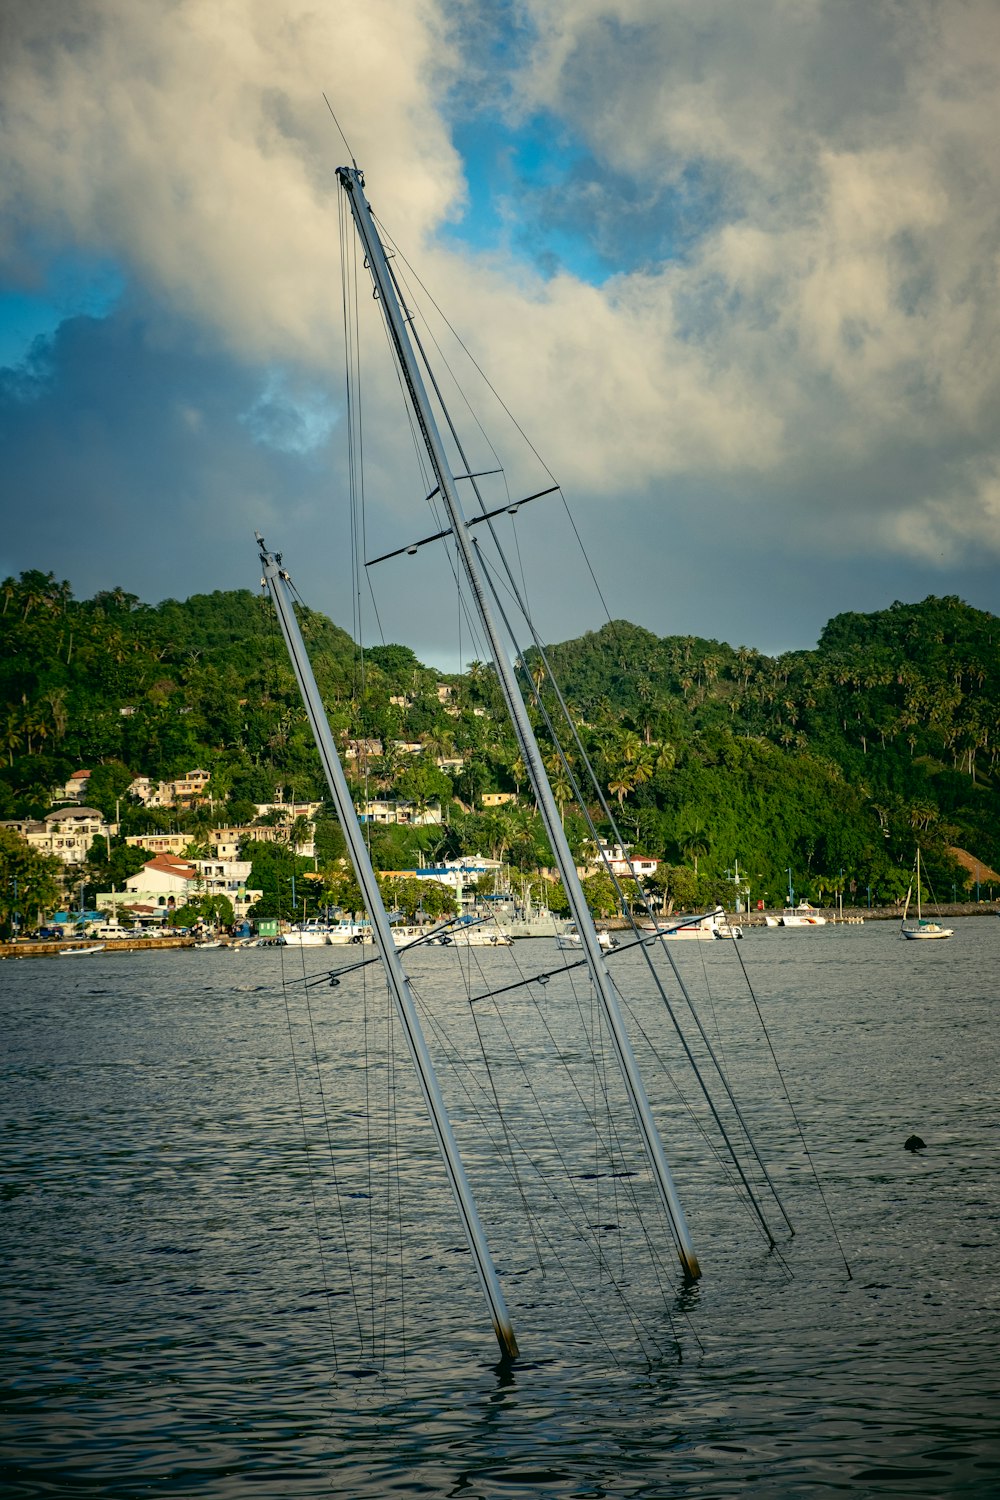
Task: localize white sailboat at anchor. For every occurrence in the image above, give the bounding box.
[901,849,953,940]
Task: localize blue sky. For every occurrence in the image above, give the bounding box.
[0,253,124,368]
[1,1,998,668]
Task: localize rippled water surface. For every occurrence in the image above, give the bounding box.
[2,920,999,1497]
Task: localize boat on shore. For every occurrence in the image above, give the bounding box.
[58,943,105,956]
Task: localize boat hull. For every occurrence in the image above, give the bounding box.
[556,927,616,951]
[901,924,953,940]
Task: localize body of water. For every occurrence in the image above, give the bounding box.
[2,919,998,1496]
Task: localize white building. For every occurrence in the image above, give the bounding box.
[599,842,659,881]
[98,852,261,923]
[358,798,442,827]
[1,807,109,866]
[59,769,93,803]
[381,855,504,903]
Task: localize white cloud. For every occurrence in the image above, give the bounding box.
[1,0,999,625]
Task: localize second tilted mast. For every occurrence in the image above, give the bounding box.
[337,163,699,1280]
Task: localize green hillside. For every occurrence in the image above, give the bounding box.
[1,570,996,906]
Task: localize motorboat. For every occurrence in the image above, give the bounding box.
[645,907,740,940]
[557,924,617,952]
[779,903,826,927]
[280,919,332,946]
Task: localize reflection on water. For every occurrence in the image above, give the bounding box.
[2,920,998,1496]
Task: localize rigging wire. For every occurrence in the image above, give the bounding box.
[317,176,856,1369]
[375,216,619,622]
[474,544,792,1245]
[728,938,854,1280]
[348,231,795,1256]
[405,924,693,1337]
[408,970,683,1362]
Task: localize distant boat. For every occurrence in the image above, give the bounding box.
[325,921,373,946]
[424,917,513,947]
[780,902,826,927]
[557,924,617,952]
[59,944,104,956]
[901,850,953,940]
[280,919,332,947]
[390,924,425,947]
[649,907,742,940]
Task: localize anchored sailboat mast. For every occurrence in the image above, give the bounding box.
[256,538,519,1361]
[336,164,699,1281]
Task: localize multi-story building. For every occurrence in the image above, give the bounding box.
[0,807,108,866]
[97,852,260,925]
[126,769,212,809]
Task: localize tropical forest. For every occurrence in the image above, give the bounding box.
[1,568,998,917]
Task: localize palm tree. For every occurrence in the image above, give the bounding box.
[543,749,574,825]
[2,715,21,766]
[678,815,710,874]
[288,815,312,853]
[607,767,636,807]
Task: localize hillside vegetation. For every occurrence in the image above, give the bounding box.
[1,570,997,906]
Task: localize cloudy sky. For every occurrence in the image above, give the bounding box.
[2,0,999,669]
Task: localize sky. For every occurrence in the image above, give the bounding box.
[1,0,999,671]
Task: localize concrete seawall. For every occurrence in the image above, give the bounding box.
[0,936,197,959]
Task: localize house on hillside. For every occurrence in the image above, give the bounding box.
[125,833,193,857]
[590,841,659,881]
[59,769,92,803]
[358,798,442,827]
[0,807,109,866]
[126,769,212,810]
[97,852,260,924]
[214,822,317,859]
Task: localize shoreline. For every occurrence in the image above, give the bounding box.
[3,903,996,957]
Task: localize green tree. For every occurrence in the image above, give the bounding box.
[0,828,62,936]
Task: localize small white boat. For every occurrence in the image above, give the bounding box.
[325,922,373,946]
[780,903,826,927]
[426,920,513,947]
[645,908,738,940]
[280,919,332,947]
[714,918,744,940]
[59,944,105,956]
[194,939,223,949]
[390,924,425,947]
[556,924,617,952]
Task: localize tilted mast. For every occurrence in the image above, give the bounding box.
[336,163,699,1280]
[256,537,519,1361]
